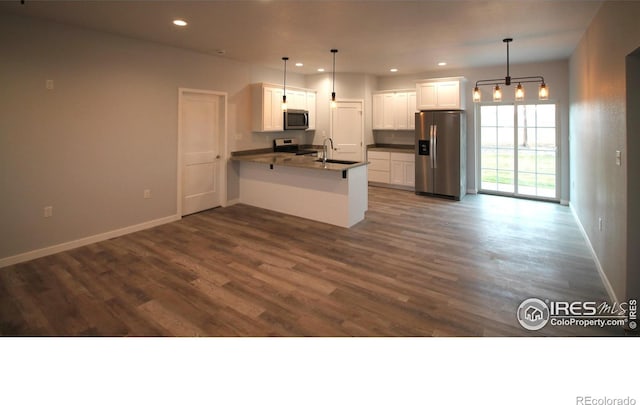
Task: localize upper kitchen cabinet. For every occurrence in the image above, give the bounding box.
[306,91,316,131]
[416,77,466,111]
[251,83,317,132]
[372,90,417,130]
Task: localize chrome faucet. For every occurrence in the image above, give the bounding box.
[322,137,334,164]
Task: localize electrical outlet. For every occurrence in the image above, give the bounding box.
[44,206,53,218]
[598,217,603,231]
[616,150,622,166]
[46,80,54,90]
[144,189,152,199]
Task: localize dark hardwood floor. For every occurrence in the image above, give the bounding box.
[0,187,623,336]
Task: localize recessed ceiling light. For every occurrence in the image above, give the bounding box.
[173,19,188,27]
[295,63,303,67]
[317,68,325,72]
[390,68,398,72]
[438,62,447,66]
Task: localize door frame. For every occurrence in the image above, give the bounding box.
[329,98,365,161]
[177,88,228,217]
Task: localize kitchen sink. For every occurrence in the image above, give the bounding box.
[316,159,359,165]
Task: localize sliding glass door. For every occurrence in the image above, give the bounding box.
[479,103,557,199]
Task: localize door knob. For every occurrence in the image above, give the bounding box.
[216,155,221,159]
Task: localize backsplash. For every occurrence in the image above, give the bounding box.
[373,130,415,146]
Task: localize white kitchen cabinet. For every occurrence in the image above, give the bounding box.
[390,152,415,188]
[367,150,391,183]
[288,89,307,110]
[372,90,416,130]
[368,149,415,189]
[408,92,416,130]
[252,83,317,132]
[306,91,316,130]
[252,83,284,132]
[416,77,466,111]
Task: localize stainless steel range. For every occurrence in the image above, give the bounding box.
[273,138,317,156]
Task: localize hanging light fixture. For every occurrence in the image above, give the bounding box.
[493,85,502,102]
[281,56,289,111]
[515,83,525,101]
[473,38,549,103]
[330,49,338,108]
[538,82,549,100]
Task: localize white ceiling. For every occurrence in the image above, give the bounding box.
[0,0,603,76]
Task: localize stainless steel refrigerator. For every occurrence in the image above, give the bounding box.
[415,111,466,200]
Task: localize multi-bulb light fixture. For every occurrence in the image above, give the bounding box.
[472,38,549,103]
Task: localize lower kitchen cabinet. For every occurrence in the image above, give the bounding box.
[367,150,391,183]
[390,152,415,187]
[367,149,415,190]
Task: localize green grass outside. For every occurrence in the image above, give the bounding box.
[481,148,556,190]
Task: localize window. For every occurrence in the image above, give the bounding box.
[479,103,557,199]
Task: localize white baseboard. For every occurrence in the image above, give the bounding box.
[569,203,618,303]
[560,199,569,206]
[224,198,240,207]
[466,188,478,195]
[0,214,180,269]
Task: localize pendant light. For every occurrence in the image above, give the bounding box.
[281,56,288,111]
[473,38,549,103]
[330,49,338,109]
[515,83,525,101]
[538,82,549,100]
[473,86,482,103]
[493,85,502,102]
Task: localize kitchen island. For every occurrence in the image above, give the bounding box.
[230,152,368,227]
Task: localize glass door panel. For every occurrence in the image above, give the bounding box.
[480,105,514,192]
[480,103,558,200]
[516,104,557,198]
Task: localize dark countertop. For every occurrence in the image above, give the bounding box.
[230,152,368,172]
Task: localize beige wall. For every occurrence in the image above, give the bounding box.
[0,14,305,261]
[569,1,640,301]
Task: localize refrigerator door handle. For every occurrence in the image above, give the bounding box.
[433,124,437,169]
[429,125,434,169]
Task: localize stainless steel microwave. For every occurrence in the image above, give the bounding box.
[284,109,309,130]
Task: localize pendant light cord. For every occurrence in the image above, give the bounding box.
[282,57,288,95]
[330,49,338,102]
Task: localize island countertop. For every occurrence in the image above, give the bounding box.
[230,152,368,172]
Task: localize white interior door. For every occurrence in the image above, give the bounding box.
[330,100,364,161]
[180,91,223,215]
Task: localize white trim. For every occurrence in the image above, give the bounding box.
[570,203,618,303]
[177,88,229,216]
[560,199,569,206]
[0,214,180,269]
[466,188,478,195]
[225,198,240,206]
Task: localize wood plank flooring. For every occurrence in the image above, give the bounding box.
[0,187,623,336]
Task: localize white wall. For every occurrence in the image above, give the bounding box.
[0,14,305,262]
[376,60,570,198]
[569,1,640,301]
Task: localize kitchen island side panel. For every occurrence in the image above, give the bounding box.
[238,162,367,228]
